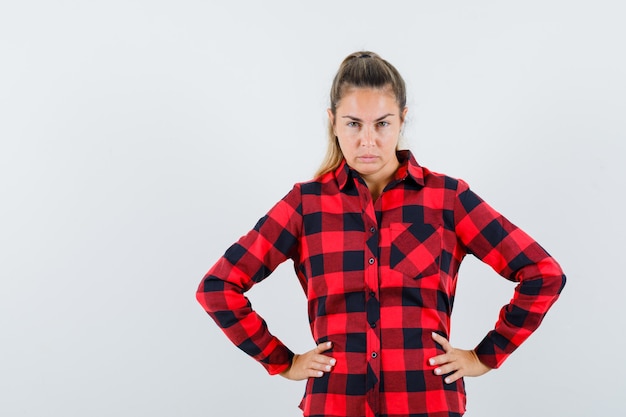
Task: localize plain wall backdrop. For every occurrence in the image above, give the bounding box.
[1,1,624,416]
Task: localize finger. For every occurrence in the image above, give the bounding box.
[315,341,333,353]
[306,368,325,378]
[308,349,337,371]
[443,370,463,384]
[313,358,336,372]
[308,358,335,372]
[305,356,334,377]
[311,363,333,372]
[428,353,449,367]
[431,332,452,352]
[313,352,336,365]
[290,357,324,379]
[433,362,457,377]
[282,351,333,381]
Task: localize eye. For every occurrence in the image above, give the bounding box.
[377,121,390,127]
[347,121,360,128]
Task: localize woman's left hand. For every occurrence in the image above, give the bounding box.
[429,332,491,384]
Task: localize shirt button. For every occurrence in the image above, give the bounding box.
[369,291,376,297]
[369,226,376,233]
[370,322,376,328]
[368,258,375,265]
[371,352,378,358]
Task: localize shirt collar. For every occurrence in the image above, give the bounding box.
[334,149,425,191]
[395,149,425,187]
[335,159,352,191]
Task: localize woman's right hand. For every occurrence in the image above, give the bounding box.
[280,341,336,381]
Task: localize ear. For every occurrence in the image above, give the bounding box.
[327,108,335,124]
[327,108,336,135]
[401,107,408,123]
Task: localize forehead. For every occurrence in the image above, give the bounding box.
[336,86,400,115]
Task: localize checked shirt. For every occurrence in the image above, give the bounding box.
[196,150,565,417]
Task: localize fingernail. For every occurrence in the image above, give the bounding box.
[330,359,336,366]
[317,371,323,377]
[429,358,435,366]
[434,368,441,375]
[431,332,437,338]
[325,365,331,371]
[445,377,451,384]
[327,341,332,347]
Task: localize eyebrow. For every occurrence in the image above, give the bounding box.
[341,113,395,122]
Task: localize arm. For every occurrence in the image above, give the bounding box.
[429,180,565,382]
[453,179,566,369]
[196,185,303,375]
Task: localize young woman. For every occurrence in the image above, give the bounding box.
[196,51,565,417]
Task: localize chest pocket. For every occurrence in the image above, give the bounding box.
[387,222,442,279]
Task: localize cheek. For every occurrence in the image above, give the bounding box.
[381,131,399,145]
[380,132,401,153]
[336,140,352,158]
[336,134,356,150]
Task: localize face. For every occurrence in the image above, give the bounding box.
[329,87,408,188]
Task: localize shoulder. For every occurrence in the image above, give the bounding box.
[419,165,469,193]
[275,171,336,210]
[298,170,339,196]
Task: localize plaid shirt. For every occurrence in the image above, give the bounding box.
[197,150,565,417]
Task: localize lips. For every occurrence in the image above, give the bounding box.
[357,155,378,163]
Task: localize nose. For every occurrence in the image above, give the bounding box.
[360,125,375,147]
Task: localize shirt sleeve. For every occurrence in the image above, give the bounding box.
[196,184,303,375]
[453,179,566,369]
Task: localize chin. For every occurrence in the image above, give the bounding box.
[355,166,379,176]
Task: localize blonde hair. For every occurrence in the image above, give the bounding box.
[315,51,408,178]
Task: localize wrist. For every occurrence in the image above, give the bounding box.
[279,354,298,377]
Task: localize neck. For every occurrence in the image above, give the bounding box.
[362,159,400,201]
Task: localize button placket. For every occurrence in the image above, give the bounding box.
[355,184,381,415]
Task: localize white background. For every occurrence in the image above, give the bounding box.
[1,1,624,416]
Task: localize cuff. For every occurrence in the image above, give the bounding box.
[474,330,513,370]
[263,344,295,375]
